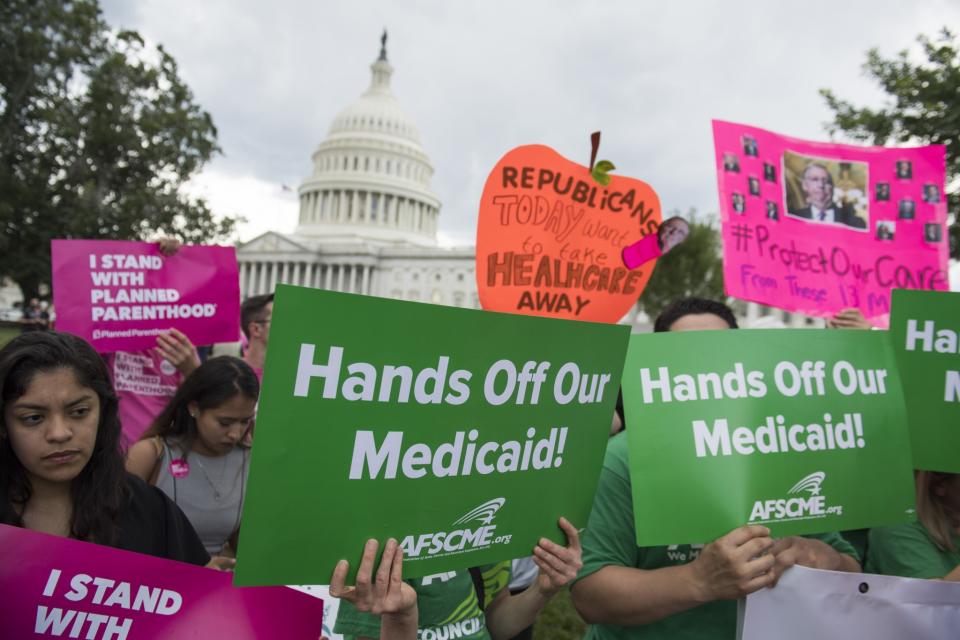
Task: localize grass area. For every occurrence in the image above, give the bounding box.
[534,588,586,639]
[0,325,19,349]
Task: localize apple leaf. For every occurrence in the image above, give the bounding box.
[591,160,616,186]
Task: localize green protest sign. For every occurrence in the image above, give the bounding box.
[622,329,915,546]
[890,289,960,473]
[235,285,629,586]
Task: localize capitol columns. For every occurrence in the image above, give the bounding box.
[361,264,371,295]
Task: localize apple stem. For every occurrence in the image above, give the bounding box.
[589,131,601,172]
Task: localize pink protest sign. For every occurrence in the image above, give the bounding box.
[0,524,323,639]
[52,240,241,352]
[713,120,948,326]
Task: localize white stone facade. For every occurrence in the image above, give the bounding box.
[237,233,477,308]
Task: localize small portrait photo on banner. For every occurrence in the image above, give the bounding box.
[732,192,745,213]
[657,216,690,254]
[783,151,868,230]
[763,162,776,182]
[898,199,916,220]
[876,220,895,241]
[748,177,761,196]
[766,201,779,220]
[923,183,941,203]
[875,182,890,202]
[896,159,913,179]
[743,135,758,157]
[723,153,740,172]
[924,222,943,243]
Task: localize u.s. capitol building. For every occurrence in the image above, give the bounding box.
[236,37,477,308]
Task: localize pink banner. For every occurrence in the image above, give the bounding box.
[52,240,241,352]
[713,120,948,326]
[0,524,323,639]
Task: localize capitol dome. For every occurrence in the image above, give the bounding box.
[296,33,441,246]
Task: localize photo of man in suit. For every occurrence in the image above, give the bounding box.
[788,163,866,229]
[876,221,895,241]
[923,184,941,203]
[925,223,942,243]
[732,192,745,213]
[898,198,916,219]
[896,160,912,180]
[875,182,890,202]
[723,153,740,172]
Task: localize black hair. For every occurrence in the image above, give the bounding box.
[613,387,625,434]
[0,331,126,543]
[142,356,259,455]
[240,293,274,339]
[653,298,738,333]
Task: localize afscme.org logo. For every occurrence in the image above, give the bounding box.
[400,497,513,559]
[452,497,505,525]
[748,471,843,523]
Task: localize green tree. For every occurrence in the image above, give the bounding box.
[639,210,726,317]
[820,28,960,257]
[0,0,236,300]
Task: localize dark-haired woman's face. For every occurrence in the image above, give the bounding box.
[188,393,256,456]
[3,367,99,488]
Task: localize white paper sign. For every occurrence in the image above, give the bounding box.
[739,566,960,640]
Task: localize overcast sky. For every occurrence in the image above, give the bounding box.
[101,0,959,246]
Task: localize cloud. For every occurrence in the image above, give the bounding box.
[183,169,298,243]
[100,0,960,245]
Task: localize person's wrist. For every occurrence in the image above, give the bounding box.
[381,604,418,627]
[532,577,561,601]
[682,557,713,604]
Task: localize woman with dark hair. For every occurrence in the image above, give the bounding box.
[0,331,207,564]
[126,356,258,565]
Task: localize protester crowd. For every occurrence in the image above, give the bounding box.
[1,241,957,640]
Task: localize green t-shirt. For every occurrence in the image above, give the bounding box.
[574,432,859,640]
[866,521,960,579]
[334,562,510,640]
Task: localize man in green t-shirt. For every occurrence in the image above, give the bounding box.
[570,299,862,640]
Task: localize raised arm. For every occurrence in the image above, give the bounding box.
[485,517,582,639]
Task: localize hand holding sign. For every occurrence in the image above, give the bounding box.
[768,536,859,586]
[826,308,872,330]
[155,328,201,376]
[689,525,776,600]
[330,538,418,636]
[531,517,584,598]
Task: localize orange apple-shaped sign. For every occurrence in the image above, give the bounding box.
[476,144,662,322]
